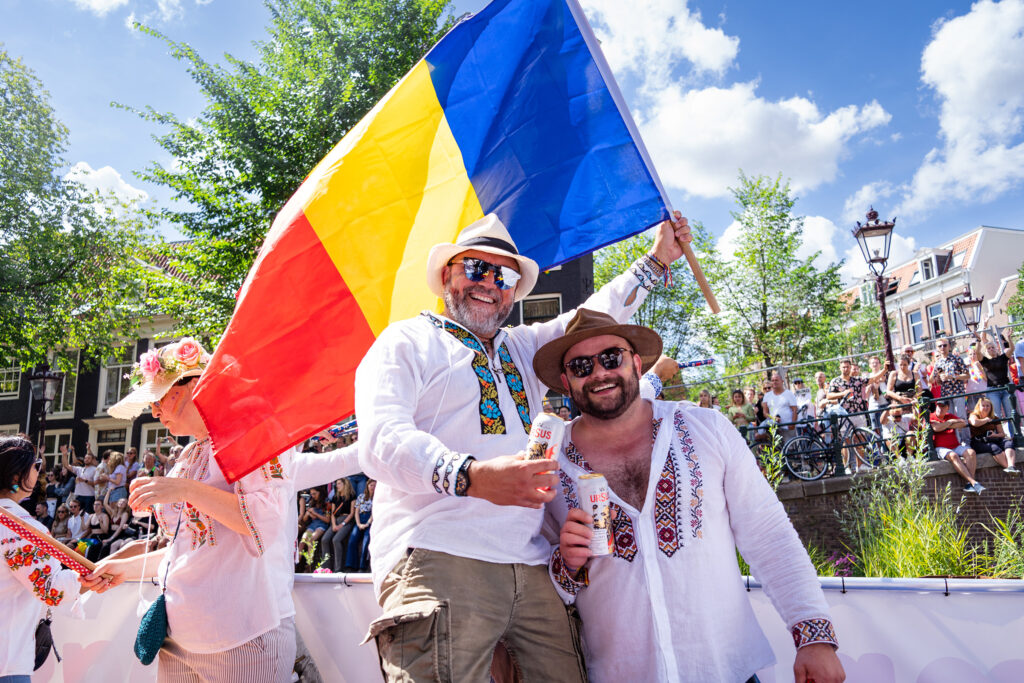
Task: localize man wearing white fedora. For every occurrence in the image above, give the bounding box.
[356,211,690,681]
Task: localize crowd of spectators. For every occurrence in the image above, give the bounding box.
[698,329,1024,487]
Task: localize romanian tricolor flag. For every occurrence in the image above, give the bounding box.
[195,0,671,482]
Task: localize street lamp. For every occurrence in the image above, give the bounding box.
[29,366,64,461]
[952,285,984,333]
[852,207,898,369]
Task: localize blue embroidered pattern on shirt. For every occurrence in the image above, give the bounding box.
[497,343,531,434]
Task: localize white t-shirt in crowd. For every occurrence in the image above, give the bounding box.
[71,465,96,497]
[1015,338,1024,365]
[763,389,798,423]
[793,388,815,418]
[882,415,913,439]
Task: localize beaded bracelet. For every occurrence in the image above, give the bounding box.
[644,253,673,288]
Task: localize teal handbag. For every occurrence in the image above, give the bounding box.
[134,509,181,666]
[134,593,168,665]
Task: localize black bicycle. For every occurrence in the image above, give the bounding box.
[782,409,888,481]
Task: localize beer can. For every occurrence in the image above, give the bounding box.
[526,413,566,461]
[578,473,613,556]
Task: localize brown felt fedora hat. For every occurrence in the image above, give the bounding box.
[533,308,663,395]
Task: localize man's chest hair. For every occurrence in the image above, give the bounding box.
[588,450,652,511]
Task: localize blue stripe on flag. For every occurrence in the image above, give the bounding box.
[425,0,668,268]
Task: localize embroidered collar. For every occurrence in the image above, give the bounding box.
[421,312,531,435]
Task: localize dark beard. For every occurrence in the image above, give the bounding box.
[443,285,513,338]
[569,364,641,420]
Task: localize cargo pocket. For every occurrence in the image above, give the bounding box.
[365,600,452,683]
[565,604,588,682]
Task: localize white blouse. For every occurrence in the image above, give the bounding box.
[153,441,295,653]
[546,400,837,683]
[1,498,81,676]
[355,257,666,593]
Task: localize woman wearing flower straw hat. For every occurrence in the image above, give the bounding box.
[80,338,299,682]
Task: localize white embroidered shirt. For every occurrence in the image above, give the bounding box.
[546,400,838,683]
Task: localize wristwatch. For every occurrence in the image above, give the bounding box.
[455,456,476,497]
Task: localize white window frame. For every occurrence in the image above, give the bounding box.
[97,344,137,413]
[952,251,966,268]
[49,350,80,417]
[921,259,934,281]
[0,424,19,436]
[927,302,945,337]
[949,297,967,334]
[908,311,924,343]
[41,429,73,469]
[908,270,921,287]
[140,423,174,455]
[520,293,563,326]
[0,365,20,400]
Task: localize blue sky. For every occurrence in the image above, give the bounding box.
[3,0,1023,283]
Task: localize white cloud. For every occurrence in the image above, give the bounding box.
[800,216,840,265]
[716,215,839,267]
[580,1,891,200]
[156,0,184,21]
[843,181,897,224]
[640,82,890,198]
[65,162,148,203]
[896,0,1024,217]
[581,0,739,80]
[124,10,138,30]
[68,0,129,16]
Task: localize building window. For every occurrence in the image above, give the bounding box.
[0,365,20,399]
[101,346,136,409]
[921,259,934,281]
[141,424,174,454]
[42,430,73,469]
[50,350,79,415]
[908,311,924,343]
[860,286,874,306]
[97,428,128,455]
[0,424,19,437]
[926,302,945,337]
[908,270,921,287]
[952,251,966,268]
[948,297,967,334]
[521,295,562,326]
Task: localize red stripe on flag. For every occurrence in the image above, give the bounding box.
[194,209,376,483]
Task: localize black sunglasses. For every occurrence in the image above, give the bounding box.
[564,347,631,378]
[448,257,521,291]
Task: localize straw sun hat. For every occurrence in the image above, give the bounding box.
[108,338,211,420]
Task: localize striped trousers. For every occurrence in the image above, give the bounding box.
[157,617,295,683]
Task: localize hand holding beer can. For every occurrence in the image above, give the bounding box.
[526,413,566,461]
[579,473,613,557]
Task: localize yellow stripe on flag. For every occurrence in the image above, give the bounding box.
[301,61,483,335]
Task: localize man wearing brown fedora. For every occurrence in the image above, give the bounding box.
[355,211,690,681]
[535,310,844,683]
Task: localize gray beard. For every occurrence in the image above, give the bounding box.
[443,285,513,339]
[569,364,641,421]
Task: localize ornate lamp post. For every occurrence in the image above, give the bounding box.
[29,366,64,461]
[952,285,984,333]
[852,207,898,369]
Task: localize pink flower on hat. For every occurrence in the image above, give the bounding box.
[173,338,202,367]
[138,351,162,381]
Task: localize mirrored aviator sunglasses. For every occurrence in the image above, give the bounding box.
[564,347,630,378]
[451,256,522,290]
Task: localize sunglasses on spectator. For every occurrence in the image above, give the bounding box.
[564,347,632,378]
[448,257,521,290]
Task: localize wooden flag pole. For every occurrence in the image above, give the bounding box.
[681,241,720,314]
[0,504,97,576]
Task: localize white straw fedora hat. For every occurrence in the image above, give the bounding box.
[426,214,540,302]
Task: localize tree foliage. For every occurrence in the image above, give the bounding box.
[695,173,848,375]
[593,230,706,360]
[127,0,457,337]
[1008,259,1024,324]
[0,47,153,370]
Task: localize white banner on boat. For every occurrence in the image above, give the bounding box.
[38,576,1024,682]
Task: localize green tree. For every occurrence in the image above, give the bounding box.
[1008,260,1024,323]
[593,230,706,360]
[0,47,153,370]
[126,0,456,337]
[695,173,848,375]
